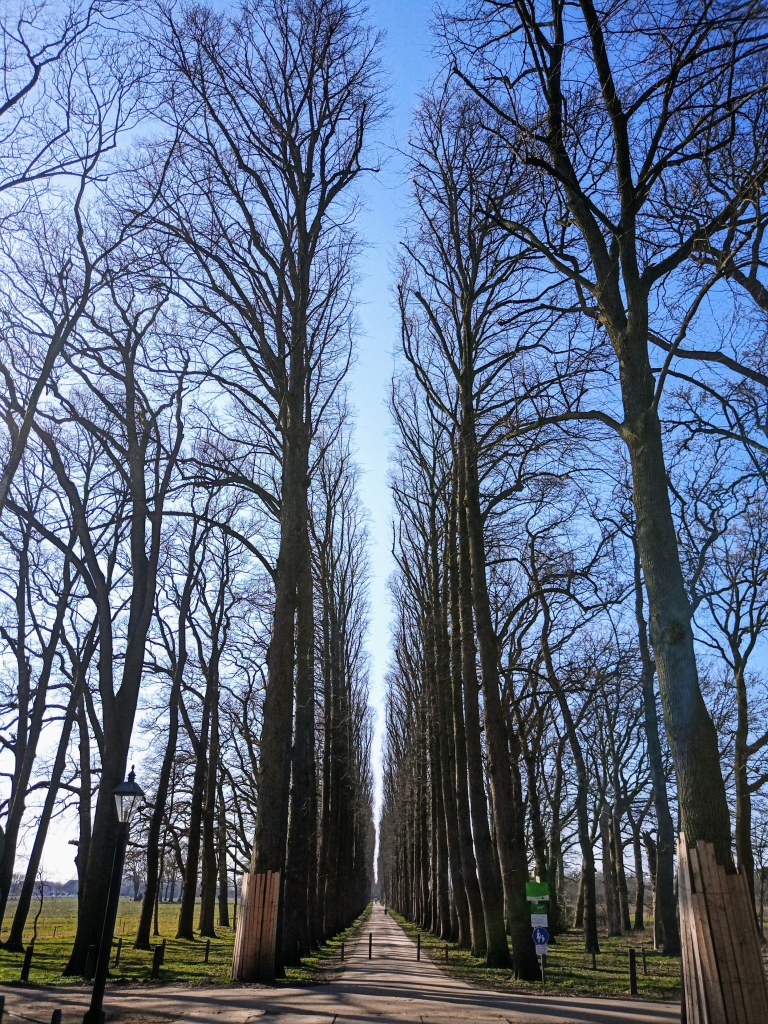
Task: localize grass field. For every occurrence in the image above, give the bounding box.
[391,910,683,1001]
[0,897,371,987]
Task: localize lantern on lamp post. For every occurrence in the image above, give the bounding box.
[83,767,144,1024]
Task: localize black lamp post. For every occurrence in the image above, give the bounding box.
[83,767,144,1024]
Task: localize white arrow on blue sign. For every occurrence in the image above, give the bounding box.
[532,927,549,945]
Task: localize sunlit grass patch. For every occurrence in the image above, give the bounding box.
[0,898,372,987]
[391,909,682,1001]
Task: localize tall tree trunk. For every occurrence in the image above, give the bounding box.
[316,571,333,941]
[306,745,318,947]
[176,679,212,940]
[198,678,219,938]
[136,577,189,948]
[6,679,80,949]
[519,724,548,882]
[601,803,622,936]
[547,735,567,939]
[283,527,315,963]
[632,537,681,956]
[632,821,645,931]
[448,466,486,956]
[532,30,734,865]
[217,782,229,928]
[620,339,732,863]
[734,660,757,926]
[248,386,310,978]
[75,691,91,910]
[539,609,600,953]
[418,712,430,929]
[61,370,182,974]
[432,713,452,940]
[0,532,73,929]
[457,461,510,968]
[574,866,585,930]
[611,802,631,933]
[643,832,662,950]
[432,524,471,946]
[461,404,537,981]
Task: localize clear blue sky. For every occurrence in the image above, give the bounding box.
[349,0,438,828]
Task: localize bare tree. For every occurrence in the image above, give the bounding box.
[150,0,384,974]
[446,0,768,867]
[0,0,148,513]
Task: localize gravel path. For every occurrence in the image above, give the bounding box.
[1,903,680,1024]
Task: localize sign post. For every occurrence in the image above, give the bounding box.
[526,881,550,970]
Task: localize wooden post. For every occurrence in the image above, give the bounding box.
[0,994,5,1022]
[629,948,638,995]
[20,943,34,982]
[151,945,162,979]
[84,944,96,982]
[51,1012,62,1024]
[231,870,281,983]
[114,937,122,967]
[445,942,448,963]
[417,933,420,961]
[204,938,210,963]
[369,932,372,959]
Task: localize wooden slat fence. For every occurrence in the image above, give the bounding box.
[231,869,280,983]
[679,834,768,1023]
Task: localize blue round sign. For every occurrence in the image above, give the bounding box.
[532,927,549,945]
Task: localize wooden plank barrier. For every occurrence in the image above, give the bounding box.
[678,834,768,1023]
[231,870,281,983]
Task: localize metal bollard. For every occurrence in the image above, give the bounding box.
[151,945,163,979]
[161,937,167,964]
[114,936,123,967]
[642,946,647,975]
[368,932,372,959]
[629,948,638,995]
[204,938,211,963]
[417,932,421,961]
[340,940,345,961]
[591,950,596,970]
[84,943,96,982]
[20,942,34,982]
[51,1012,62,1024]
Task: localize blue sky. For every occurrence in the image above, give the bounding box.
[348,0,438,827]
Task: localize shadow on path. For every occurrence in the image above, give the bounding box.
[1,904,680,1024]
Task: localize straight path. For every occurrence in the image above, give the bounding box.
[3,903,680,1024]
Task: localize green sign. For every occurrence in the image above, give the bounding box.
[525,881,549,900]
[529,901,548,915]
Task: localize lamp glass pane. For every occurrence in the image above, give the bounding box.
[113,769,145,823]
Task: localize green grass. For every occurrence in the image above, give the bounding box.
[0,897,372,987]
[391,910,682,1001]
